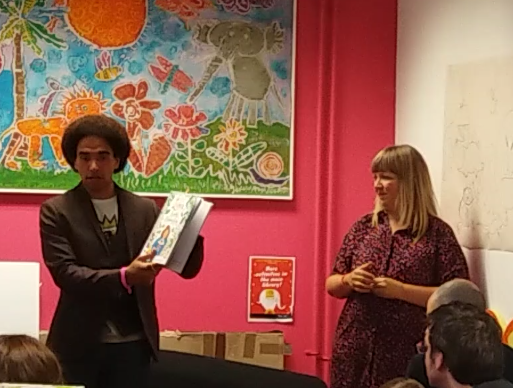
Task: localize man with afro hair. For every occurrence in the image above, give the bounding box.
[39,114,204,388]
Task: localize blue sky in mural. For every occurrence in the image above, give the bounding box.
[0,0,294,129]
[0,71,13,132]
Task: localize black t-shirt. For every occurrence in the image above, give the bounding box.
[405,344,513,387]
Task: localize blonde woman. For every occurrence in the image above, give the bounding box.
[325,145,469,388]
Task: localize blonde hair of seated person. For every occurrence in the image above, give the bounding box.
[0,334,63,384]
[379,377,425,388]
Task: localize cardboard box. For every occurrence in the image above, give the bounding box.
[159,331,222,358]
[39,330,48,345]
[224,332,285,370]
[159,331,288,370]
[39,330,287,370]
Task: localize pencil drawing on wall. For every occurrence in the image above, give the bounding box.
[441,56,513,251]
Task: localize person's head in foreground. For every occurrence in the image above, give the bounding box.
[380,377,425,388]
[61,114,130,199]
[371,144,437,241]
[426,278,486,314]
[0,334,63,384]
[424,302,503,387]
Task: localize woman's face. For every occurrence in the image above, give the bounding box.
[373,171,399,212]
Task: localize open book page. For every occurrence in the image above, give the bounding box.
[166,199,213,273]
[141,192,200,265]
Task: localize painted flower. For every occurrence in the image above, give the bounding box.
[156,0,212,24]
[111,80,161,130]
[214,118,248,153]
[257,152,284,179]
[163,104,208,142]
[218,0,274,14]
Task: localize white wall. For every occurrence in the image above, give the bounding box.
[396,0,513,323]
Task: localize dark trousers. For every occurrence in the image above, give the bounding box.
[61,340,151,388]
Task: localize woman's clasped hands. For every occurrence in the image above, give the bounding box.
[342,262,404,299]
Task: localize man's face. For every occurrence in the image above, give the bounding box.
[74,136,119,194]
[424,328,446,387]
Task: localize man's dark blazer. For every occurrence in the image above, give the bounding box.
[39,183,204,362]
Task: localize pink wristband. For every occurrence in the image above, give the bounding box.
[120,267,132,294]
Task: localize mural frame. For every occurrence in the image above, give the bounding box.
[0,0,297,200]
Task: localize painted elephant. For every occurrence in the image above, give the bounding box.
[187,20,285,128]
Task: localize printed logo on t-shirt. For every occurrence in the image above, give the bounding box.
[99,214,118,236]
[91,197,118,237]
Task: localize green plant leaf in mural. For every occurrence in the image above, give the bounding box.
[26,20,67,50]
[175,141,187,151]
[0,1,16,16]
[176,163,188,177]
[206,147,230,168]
[21,24,42,56]
[22,0,41,15]
[192,157,202,167]
[192,167,207,178]
[174,151,188,163]
[0,16,20,41]
[232,141,267,170]
[192,139,207,152]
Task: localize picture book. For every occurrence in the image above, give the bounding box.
[141,191,213,274]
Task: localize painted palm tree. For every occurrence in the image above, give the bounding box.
[0,0,67,167]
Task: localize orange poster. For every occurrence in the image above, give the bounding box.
[248,256,295,323]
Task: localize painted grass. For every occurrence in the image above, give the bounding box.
[0,119,292,197]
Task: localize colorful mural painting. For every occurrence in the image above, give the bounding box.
[0,0,295,198]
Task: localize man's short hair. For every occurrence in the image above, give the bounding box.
[430,279,486,311]
[61,114,130,173]
[427,301,503,386]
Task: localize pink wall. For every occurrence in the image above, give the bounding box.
[0,0,397,381]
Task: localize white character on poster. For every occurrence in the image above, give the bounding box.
[258,289,284,314]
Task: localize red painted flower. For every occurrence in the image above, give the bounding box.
[218,0,273,14]
[156,0,212,25]
[111,80,161,131]
[163,104,208,142]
